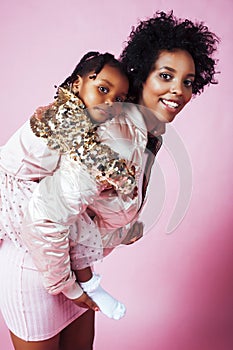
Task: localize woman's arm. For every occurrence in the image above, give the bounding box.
[22,156,100,298]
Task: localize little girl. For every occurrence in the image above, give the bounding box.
[0,52,148,346]
[23,53,144,317]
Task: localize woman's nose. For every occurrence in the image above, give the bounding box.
[170,80,183,95]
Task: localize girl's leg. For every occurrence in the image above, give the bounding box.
[59,309,95,350]
[9,331,60,350]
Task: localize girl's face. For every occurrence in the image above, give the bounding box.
[139,49,195,127]
[73,64,129,123]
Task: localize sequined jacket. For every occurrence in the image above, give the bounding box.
[30,88,137,195]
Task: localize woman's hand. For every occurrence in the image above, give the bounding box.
[72,292,99,312]
[121,221,144,245]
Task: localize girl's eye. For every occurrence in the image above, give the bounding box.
[160,73,172,80]
[184,80,194,88]
[115,96,125,102]
[99,86,109,94]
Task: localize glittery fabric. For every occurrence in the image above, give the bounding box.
[30,88,136,195]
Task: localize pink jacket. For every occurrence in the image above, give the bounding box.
[0,104,147,298]
[0,104,164,299]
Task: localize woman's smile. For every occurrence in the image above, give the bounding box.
[160,98,180,109]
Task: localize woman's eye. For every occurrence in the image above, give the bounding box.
[99,86,109,94]
[184,80,194,88]
[160,73,172,80]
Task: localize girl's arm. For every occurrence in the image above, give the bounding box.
[83,108,162,248]
[87,109,147,233]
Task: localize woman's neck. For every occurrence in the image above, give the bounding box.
[138,104,165,134]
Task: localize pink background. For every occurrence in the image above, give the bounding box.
[0,0,232,349]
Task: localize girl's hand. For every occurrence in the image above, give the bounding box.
[72,292,99,312]
[121,221,144,245]
[100,187,117,198]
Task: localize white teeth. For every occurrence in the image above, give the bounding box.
[162,99,179,108]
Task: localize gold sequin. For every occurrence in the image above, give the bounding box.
[30,88,136,194]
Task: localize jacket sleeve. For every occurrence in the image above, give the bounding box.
[89,111,147,231]
[22,156,99,298]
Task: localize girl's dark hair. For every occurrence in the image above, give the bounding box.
[59,51,127,89]
[120,11,220,101]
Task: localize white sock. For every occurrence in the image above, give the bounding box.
[80,274,126,320]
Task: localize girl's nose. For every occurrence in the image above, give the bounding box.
[105,99,113,107]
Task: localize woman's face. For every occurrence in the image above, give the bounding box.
[139,49,195,126]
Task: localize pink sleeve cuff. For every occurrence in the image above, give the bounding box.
[62,281,84,300]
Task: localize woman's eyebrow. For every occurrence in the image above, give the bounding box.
[159,66,195,77]
[159,66,176,72]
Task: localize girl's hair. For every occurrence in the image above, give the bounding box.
[59,51,127,89]
[120,11,219,101]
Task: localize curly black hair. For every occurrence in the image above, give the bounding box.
[120,11,219,102]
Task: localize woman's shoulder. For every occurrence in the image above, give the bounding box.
[98,103,148,143]
[123,103,147,132]
[96,103,148,165]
